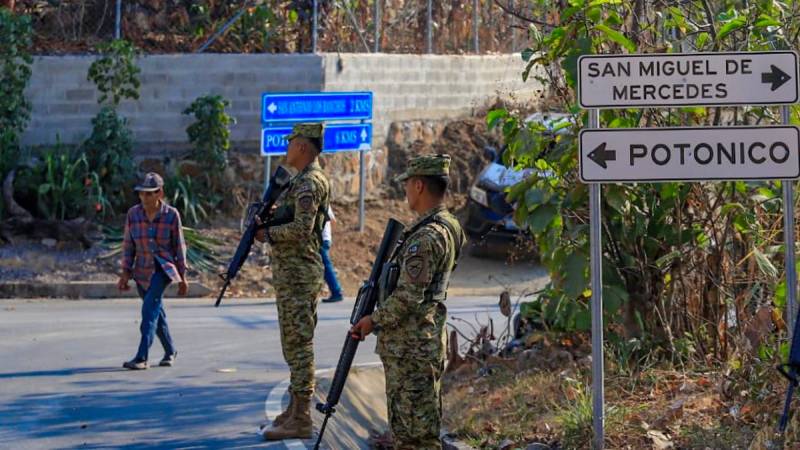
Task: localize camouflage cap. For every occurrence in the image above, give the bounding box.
[394,154,451,182]
[284,123,324,150]
[134,172,164,192]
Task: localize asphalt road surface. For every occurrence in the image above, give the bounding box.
[0,296,510,449]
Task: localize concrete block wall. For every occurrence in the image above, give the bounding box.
[22,53,540,201]
[23,54,324,150]
[23,53,538,150]
[322,53,538,146]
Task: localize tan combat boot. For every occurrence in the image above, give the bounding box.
[271,394,294,427]
[262,393,313,440]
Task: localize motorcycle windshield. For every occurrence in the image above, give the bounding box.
[478,163,551,192]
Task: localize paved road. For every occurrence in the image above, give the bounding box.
[0,296,509,449]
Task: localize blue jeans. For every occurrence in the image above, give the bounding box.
[134,264,175,361]
[320,240,343,297]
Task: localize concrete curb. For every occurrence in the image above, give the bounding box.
[0,281,212,299]
[0,281,503,300]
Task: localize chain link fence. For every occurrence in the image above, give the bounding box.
[16,0,538,54]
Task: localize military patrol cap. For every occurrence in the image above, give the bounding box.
[394,154,451,182]
[134,172,164,192]
[285,123,324,151]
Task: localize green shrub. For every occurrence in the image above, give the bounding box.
[82,106,135,216]
[25,143,93,221]
[183,94,236,172]
[0,9,33,135]
[87,39,141,107]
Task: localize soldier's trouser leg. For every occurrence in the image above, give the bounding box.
[381,355,444,450]
[275,283,320,396]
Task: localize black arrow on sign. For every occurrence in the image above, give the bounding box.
[762,65,792,91]
[587,143,616,169]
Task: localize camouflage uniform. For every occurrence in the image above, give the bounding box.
[371,155,466,450]
[267,124,330,398]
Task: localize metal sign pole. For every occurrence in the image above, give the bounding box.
[358,149,366,232]
[374,0,381,53]
[426,0,432,54]
[784,104,797,338]
[312,0,319,53]
[115,0,122,39]
[588,108,605,450]
[264,155,271,192]
[472,0,479,53]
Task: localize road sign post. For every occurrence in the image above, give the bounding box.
[579,126,800,183]
[579,51,798,108]
[588,109,604,450]
[578,51,800,450]
[261,92,374,232]
[261,123,373,155]
[261,92,373,123]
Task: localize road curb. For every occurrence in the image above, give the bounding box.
[0,281,212,299]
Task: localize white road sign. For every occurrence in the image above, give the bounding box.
[579,126,800,183]
[578,51,799,108]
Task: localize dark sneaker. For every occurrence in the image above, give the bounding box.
[322,294,344,303]
[123,359,148,370]
[159,352,177,367]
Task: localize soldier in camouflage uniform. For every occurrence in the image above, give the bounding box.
[351,154,466,450]
[255,123,330,440]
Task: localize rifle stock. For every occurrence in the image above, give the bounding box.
[214,166,292,307]
[313,218,405,449]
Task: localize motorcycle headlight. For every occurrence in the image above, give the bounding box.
[470,186,489,208]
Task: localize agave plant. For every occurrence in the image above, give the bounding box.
[100,225,224,274]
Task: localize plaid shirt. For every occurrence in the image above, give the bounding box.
[121,202,187,290]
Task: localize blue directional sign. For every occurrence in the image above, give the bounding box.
[261,123,373,156]
[261,92,373,123]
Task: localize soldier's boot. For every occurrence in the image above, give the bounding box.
[262,394,312,440]
[271,393,295,427]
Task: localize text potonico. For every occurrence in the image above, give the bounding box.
[630,141,790,166]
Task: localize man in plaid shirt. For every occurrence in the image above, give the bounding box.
[117,172,188,370]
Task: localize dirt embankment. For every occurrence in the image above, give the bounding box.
[1,111,530,298]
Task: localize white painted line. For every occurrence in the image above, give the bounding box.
[265,377,291,420]
[261,362,383,449]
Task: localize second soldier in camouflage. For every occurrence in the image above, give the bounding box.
[351,154,466,450]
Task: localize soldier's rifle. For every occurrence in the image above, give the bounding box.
[214,166,292,307]
[313,218,405,450]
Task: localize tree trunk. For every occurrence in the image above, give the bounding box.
[1,0,15,11]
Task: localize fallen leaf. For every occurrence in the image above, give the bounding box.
[646,429,674,449]
[499,291,511,317]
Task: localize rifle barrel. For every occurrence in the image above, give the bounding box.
[313,413,332,450]
[214,278,231,307]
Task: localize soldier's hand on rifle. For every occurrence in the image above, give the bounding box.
[254,216,267,242]
[350,315,375,341]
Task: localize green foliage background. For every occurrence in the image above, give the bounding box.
[497,0,800,363]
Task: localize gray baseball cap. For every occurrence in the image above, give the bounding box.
[134,172,164,192]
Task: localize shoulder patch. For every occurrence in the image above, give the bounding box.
[404,255,425,280]
[298,194,314,211]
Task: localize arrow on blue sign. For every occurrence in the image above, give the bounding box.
[261,92,373,123]
[261,123,373,156]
